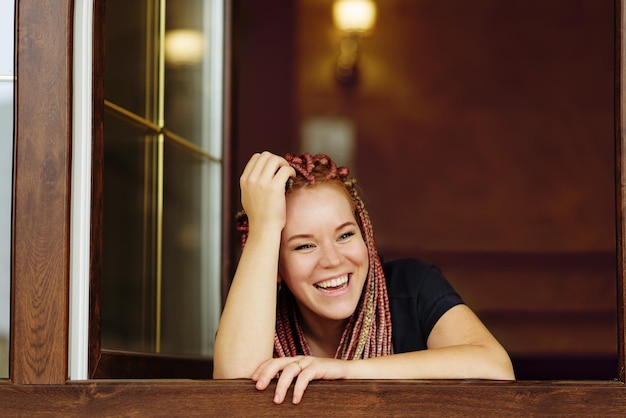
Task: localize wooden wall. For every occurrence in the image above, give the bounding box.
[231,0,617,379]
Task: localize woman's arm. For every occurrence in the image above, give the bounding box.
[346,304,514,380]
[253,304,514,404]
[213,152,295,379]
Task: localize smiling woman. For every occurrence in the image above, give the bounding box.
[213,151,514,404]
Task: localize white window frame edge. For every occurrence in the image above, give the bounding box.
[69,0,93,380]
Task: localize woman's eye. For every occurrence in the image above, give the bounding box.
[338,231,355,241]
[295,243,314,251]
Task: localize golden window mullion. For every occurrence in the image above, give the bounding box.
[140,0,166,353]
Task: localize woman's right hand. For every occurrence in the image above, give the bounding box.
[239,151,296,230]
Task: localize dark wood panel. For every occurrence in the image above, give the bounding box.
[12,0,73,384]
[483,310,617,355]
[92,350,212,379]
[511,355,618,380]
[383,251,617,312]
[618,0,626,383]
[1,381,626,417]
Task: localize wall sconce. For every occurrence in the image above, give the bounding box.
[332,0,377,86]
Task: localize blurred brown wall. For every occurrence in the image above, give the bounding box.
[231,0,616,379]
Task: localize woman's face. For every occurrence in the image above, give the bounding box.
[279,184,369,327]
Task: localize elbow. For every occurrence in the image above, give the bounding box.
[212,365,232,379]
[485,347,516,381]
[499,359,516,381]
[475,364,515,381]
[212,359,255,380]
[213,365,254,380]
[212,349,254,379]
[489,365,515,381]
[212,352,259,379]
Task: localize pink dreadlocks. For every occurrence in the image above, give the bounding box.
[236,153,392,359]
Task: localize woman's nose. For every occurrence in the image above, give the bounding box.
[319,244,342,267]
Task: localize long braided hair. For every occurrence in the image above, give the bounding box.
[236,153,392,359]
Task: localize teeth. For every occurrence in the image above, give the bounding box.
[316,275,349,289]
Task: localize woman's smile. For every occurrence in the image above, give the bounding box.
[314,274,351,294]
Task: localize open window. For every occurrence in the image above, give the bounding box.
[3,0,626,415]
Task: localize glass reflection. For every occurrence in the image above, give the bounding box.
[164,0,206,145]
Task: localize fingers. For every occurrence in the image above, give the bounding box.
[240,151,295,189]
[251,357,290,391]
[251,356,313,405]
[274,361,307,404]
[239,152,296,227]
[291,358,315,404]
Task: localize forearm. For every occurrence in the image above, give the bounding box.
[346,344,515,381]
[253,343,514,405]
[213,226,282,379]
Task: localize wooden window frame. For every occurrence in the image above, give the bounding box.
[1,0,626,415]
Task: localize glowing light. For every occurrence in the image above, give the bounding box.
[164,29,204,66]
[333,0,377,33]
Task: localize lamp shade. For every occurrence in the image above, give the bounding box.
[333,0,377,33]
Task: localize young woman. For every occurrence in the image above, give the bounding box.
[213,151,515,404]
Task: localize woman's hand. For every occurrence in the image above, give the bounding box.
[239,151,296,231]
[252,356,349,405]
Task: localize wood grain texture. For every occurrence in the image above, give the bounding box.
[12,0,72,384]
[1,380,626,417]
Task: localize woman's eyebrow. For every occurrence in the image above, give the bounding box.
[286,233,314,243]
[335,221,358,231]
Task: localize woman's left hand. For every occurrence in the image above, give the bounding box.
[251,356,349,404]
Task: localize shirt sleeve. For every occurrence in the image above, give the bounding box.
[384,258,464,353]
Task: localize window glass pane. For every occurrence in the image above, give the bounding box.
[161,142,207,355]
[102,0,223,358]
[102,112,159,352]
[0,0,15,380]
[105,0,156,120]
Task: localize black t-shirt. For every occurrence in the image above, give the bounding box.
[383,258,464,353]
